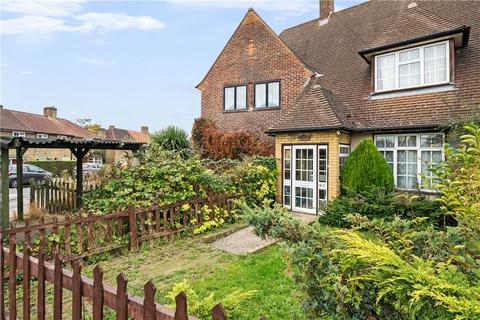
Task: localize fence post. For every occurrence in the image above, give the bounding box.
[72,261,82,320]
[0,245,4,318]
[37,249,46,320]
[116,273,128,320]
[143,281,156,320]
[8,234,17,320]
[128,205,138,251]
[93,266,104,320]
[53,251,63,320]
[174,291,188,320]
[23,243,31,320]
[30,179,35,204]
[211,304,226,320]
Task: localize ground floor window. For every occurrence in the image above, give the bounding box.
[339,144,350,173]
[375,133,444,191]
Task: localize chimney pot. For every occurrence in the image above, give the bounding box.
[43,106,58,119]
[109,125,115,130]
[141,126,149,135]
[320,0,334,21]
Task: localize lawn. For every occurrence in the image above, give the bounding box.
[82,226,305,319]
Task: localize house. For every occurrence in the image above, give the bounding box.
[99,125,150,164]
[198,0,480,214]
[0,105,99,163]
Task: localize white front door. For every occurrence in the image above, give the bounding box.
[292,145,316,214]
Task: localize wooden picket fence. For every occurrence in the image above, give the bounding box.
[29,177,101,214]
[0,241,242,319]
[4,194,239,263]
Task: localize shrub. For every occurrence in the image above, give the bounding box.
[25,160,75,176]
[191,117,274,160]
[152,126,191,158]
[341,139,394,193]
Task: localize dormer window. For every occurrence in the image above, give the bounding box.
[375,41,449,92]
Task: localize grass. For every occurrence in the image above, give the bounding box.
[80,226,305,319]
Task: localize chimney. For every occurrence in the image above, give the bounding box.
[97,127,106,139]
[141,126,149,136]
[320,0,334,21]
[43,106,58,119]
[109,125,115,130]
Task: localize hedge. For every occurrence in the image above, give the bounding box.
[25,160,75,176]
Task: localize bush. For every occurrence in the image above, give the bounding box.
[25,160,75,176]
[191,117,274,160]
[152,126,191,158]
[341,139,394,193]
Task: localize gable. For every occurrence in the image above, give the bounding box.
[196,9,314,91]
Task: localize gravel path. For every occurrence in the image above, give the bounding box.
[210,212,318,255]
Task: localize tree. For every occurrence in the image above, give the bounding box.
[151,126,191,158]
[341,139,394,193]
[76,118,102,133]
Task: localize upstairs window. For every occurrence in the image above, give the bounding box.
[224,85,247,111]
[375,41,449,92]
[37,133,48,139]
[12,131,25,137]
[255,81,280,108]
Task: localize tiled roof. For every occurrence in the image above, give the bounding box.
[105,127,149,143]
[270,0,480,132]
[0,107,98,139]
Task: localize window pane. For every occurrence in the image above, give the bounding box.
[399,48,420,62]
[376,54,396,91]
[420,134,443,147]
[424,43,447,84]
[398,135,416,147]
[376,136,385,148]
[224,87,235,110]
[236,86,246,109]
[268,82,280,107]
[399,62,420,88]
[397,150,417,189]
[255,84,267,108]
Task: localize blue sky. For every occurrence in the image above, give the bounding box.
[1,0,364,133]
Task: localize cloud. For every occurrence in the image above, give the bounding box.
[76,57,116,66]
[76,13,165,32]
[1,0,86,17]
[0,0,164,35]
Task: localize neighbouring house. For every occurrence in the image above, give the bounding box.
[0,105,99,163]
[198,0,480,214]
[99,125,150,164]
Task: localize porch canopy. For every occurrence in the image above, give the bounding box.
[0,136,145,228]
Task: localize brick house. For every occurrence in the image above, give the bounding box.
[0,106,99,163]
[199,0,480,214]
[99,125,150,164]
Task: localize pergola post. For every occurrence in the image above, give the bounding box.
[70,147,90,209]
[16,147,28,220]
[1,146,10,229]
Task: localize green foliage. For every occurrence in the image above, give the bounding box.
[84,145,233,212]
[151,126,191,158]
[225,156,277,206]
[166,280,257,319]
[193,204,238,235]
[341,139,394,193]
[25,160,75,176]
[244,124,480,319]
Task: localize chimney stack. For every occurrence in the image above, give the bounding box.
[320,0,334,21]
[109,125,115,130]
[141,126,149,136]
[43,106,58,119]
[97,127,106,139]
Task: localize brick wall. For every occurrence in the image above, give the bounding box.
[197,9,313,138]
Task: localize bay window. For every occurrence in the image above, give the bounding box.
[255,81,280,108]
[224,85,247,111]
[375,133,444,191]
[375,41,449,92]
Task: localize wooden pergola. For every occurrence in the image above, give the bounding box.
[0,137,145,228]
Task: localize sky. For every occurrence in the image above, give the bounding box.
[0,0,365,133]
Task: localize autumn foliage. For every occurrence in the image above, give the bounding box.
[192,118,274,160]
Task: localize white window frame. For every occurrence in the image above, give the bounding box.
[283,146,292,210]
[339,144,350,174]
[375,133,444,192]
[57,135,67,140]
[37,133,48,139]
[374,40,450,92]
[12,131,26,137]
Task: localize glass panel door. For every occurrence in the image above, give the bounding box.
[292,145,316,214]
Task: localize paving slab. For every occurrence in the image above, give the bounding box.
[210,211,319,255]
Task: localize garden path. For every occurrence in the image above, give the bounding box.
[210,212,317,255]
